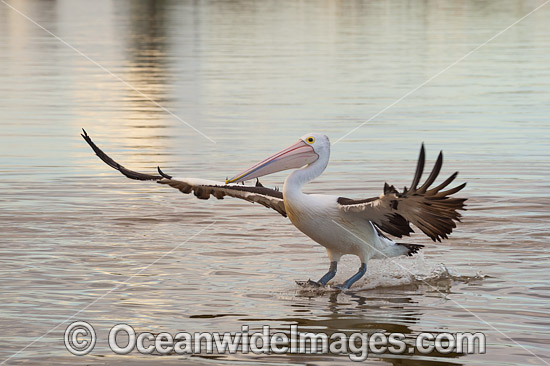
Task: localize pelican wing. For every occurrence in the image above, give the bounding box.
[337,145,466,242]
[82,130,287,217]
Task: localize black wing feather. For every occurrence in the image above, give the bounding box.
[82,129,286,216]
[338,145,467,242]
[82,129,162,181]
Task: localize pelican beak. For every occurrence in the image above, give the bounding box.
[226,140,318,184]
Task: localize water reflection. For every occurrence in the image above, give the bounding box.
[120,0,170,116]
[230,289,467,365]
[1,0,549,364]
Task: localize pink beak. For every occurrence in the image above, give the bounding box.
[225,140,319,184]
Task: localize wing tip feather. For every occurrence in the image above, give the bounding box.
[157,166,172,179]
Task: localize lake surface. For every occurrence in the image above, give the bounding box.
[1,0,549,365]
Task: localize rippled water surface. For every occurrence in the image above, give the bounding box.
[1,0,549,365]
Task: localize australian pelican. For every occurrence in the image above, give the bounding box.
[82,130,466,289]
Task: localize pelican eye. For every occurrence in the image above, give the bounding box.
[306,137,315,144]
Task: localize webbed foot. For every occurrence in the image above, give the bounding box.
[296,279,323,287]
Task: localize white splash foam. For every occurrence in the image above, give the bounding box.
[296,254,486,293]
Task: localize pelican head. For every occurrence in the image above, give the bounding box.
[226,133,330,184]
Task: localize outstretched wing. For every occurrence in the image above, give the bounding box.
[81,129,287,217]
[337,144,466,242]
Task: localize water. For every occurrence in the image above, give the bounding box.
[1,0,549,364]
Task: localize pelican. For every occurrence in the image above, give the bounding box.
[82,130,466,289]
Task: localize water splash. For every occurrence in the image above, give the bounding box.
[297,255,487,294]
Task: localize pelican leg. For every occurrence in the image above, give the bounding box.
[296,261,337,287]
[318,261,338,285]
[335,263,367,290]
[308,261,338,287]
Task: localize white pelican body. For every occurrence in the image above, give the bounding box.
[83,130,466,289]
[285,193,407,263]
[281,147,408,265]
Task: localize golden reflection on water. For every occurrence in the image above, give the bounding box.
[0,0,549,365]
